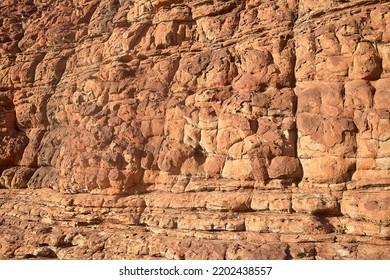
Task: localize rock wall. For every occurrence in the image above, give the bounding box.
[0,0,389,259]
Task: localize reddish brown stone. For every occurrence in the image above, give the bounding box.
[0,0,389,261]
[268,156,302,179]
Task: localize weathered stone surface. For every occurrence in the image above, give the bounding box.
[292,192,340,216]
[300,157,356,184]
[341,191,390,226]
[0,0,389,260]
[268,156,302,179]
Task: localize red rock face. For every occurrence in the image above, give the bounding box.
[0,0,389,259]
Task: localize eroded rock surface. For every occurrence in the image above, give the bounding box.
[0,0,389,259]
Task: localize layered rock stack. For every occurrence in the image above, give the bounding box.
[0,0,389,259]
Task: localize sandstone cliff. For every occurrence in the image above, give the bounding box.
[0,0,389,259]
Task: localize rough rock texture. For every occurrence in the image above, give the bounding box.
[0,0,389,260]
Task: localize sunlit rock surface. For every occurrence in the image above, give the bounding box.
[0,0,389,259]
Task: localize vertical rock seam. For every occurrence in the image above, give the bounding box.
[0,0,389,259]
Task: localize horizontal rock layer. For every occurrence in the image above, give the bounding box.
[0,0,389,259]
